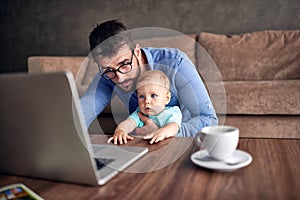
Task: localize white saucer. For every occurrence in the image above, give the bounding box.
[191,149,252,172]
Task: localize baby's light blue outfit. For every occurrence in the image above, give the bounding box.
[129,106,182,133]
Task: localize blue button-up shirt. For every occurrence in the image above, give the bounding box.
[80,47,218,137]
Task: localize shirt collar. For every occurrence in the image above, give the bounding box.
[141,48,154,70]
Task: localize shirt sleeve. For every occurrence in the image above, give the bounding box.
[80,74,114,127]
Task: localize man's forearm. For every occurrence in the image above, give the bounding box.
[179,115,218,137]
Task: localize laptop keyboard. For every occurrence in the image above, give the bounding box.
[94,158,115,170]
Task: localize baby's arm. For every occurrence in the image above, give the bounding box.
[107,118,137,145]
[143,122,179,144]
[143,106,182,144]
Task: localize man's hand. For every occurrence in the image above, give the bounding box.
[135,112,159,136]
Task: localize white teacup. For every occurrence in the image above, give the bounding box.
[195,125,239,160]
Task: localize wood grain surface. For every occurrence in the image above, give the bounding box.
[1,135,299,200]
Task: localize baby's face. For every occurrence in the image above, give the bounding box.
[137,84,170,116]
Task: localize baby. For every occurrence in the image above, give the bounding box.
[107,70,182,145]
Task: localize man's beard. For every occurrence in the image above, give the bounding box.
[117,78,138,92]
[117,63,141,93]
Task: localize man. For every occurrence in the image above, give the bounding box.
[80,19,218,138]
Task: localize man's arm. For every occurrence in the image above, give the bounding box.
[80,74,114,127]
[174,57,218,137]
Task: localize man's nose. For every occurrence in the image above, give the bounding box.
[115,71,125,81]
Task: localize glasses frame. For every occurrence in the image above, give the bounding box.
[101,50,135,80]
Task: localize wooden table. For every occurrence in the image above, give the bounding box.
[1,135,299,200]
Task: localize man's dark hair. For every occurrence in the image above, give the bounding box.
[89,19,135,57]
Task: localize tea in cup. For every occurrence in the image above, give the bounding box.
[195,125,239,160]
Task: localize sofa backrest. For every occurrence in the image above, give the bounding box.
[136,34,197,65]
[27,30,300,116]
[197,30,300,81]
[28,56,89,97]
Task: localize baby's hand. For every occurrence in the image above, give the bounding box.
[143,129,167,144]
[107,129,134,145]
[143,123,179,144]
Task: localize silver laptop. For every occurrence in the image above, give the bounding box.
[0,71,148,186]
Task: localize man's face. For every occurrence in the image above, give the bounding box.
[96,46,141,92]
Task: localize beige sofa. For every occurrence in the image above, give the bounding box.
[28,30,300,138]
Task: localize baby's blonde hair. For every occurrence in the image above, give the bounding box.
[136,70,170,90]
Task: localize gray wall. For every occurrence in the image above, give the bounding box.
[1,0,300,73]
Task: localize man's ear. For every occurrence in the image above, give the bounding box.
[165,91,171,105]
[134,43,141,57]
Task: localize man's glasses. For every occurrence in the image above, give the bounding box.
[101,50,134,80]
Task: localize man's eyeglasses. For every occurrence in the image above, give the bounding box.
[101,50,134,80]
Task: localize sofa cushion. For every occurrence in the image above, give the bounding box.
[207,80,300,115]
[197,30,300,81]
[224,115,300,138]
